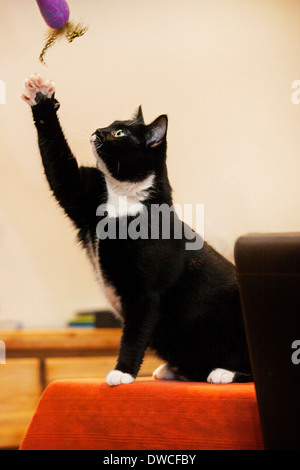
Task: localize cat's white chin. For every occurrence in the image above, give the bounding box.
[106,370,135,386]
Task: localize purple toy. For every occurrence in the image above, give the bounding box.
[36,0,70,29]
[35,0,87,64]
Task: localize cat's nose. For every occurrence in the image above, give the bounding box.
[91,130,104,144]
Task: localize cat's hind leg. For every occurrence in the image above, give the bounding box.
[153,363,177,380]
[153,363,188,381]
[207,368,235,384]
[207,368,252,383]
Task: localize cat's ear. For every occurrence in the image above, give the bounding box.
[133,105,145,124]
[146,115,168,148]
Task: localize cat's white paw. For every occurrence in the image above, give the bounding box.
[106,370,135,386]
[21,73,55,106]
[153,363,177,380]
[153,363,188,381]
[207,368,235,384]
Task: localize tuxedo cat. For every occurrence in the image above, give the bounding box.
[22,74,252,386]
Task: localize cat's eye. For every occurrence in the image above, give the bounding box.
[114,129,125,138]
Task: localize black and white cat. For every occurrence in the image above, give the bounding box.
[22,74,252,386]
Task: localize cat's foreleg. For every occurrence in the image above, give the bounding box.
[21,74,87,229]
[107,295,159,386]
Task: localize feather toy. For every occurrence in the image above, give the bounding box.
[36,0,88,65]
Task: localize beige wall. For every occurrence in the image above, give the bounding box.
[1,0,300,327]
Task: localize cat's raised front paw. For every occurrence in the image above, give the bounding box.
[207,368,235,384]
[106,370,135,386]
[21,73,55,107]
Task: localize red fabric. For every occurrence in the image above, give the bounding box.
[20,378,264,450]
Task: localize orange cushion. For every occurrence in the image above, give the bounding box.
[20,378,264,450]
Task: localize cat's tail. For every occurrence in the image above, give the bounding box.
[233,371,253,383]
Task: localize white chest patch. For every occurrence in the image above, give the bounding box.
[86,234,122,321]
[90,138,155,217]
[105,173,155,217]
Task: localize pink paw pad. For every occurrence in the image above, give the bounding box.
[21,73,55,106]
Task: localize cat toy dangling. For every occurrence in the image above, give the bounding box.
[35,0,88,65]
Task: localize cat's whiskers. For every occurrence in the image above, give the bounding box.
[76,129,91,137]
[94,137,103,150]
[73,122,98,141]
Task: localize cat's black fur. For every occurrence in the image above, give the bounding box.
[29,87,252,383]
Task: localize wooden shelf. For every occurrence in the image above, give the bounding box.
[1,328,122,355]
